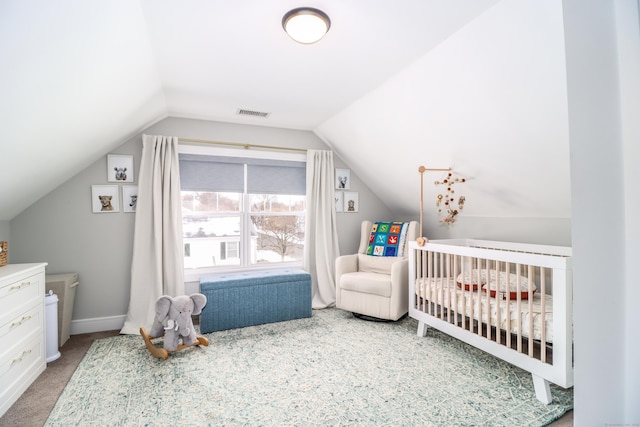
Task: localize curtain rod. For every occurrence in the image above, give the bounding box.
[179,137,307,153]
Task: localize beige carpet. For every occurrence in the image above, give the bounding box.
[0,330,119,427]
[1,323,574,427]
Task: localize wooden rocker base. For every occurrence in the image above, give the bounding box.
[140,327,209,360]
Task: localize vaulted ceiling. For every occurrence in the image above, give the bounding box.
[3,0,572,224]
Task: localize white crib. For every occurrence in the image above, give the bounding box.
[408,239,573,404]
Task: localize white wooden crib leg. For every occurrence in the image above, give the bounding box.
[532,374,552,404]
[417,321,428,337]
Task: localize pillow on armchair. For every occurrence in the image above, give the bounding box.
[366,221,410,257]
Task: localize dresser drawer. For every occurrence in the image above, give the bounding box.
[0,333,45,406]
[0,305,43,361]
[0,272,43,323]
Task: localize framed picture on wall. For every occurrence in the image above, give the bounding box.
[344,192,359,213]
[122,185,138,213]
[91,185,120,213]
[335,192,344,213]
[335,168,350,190]
[107,154,134,183]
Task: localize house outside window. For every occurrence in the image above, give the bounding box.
[179,145,306,278]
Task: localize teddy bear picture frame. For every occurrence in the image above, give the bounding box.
[91,185,120,213]
[107,154,134,183]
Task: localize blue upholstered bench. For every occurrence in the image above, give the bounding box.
[199,268,312,333]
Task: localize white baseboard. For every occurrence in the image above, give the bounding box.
[70,315,126,335]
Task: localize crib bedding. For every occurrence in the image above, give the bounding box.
[416,276,553,343]
[457,269,536,299]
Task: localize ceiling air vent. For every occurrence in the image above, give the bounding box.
[237,108,271,118]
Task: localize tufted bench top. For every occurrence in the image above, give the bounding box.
[200,268,311,290]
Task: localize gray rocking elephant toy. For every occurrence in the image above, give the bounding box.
[141,293,209,359]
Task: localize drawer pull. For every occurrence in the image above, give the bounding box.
[11,349,32,365]
[10,315,33,328]
[9,281,33,291]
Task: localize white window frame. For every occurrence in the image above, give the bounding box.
[179,144,306,282]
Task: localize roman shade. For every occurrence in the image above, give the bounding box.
[179,154,306,195]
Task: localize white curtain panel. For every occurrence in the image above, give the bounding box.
[304,150,340,308]
[120,135,185,334]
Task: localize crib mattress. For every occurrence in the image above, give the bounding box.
[416,277,554,343]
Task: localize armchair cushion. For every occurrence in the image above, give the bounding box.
[358,254,401,275]
[339,272,391,297]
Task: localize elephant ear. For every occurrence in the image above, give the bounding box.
[190,293,207,315]
[155,296,173,322]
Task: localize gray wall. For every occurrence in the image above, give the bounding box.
[9,117,392,331]
[0,220,9,243]
[423,217,571,246]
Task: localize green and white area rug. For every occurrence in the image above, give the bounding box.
[46,309,572,426]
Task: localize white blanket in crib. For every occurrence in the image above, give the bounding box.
[416,277,554,343]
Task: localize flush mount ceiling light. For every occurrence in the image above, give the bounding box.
[282,7,331,44]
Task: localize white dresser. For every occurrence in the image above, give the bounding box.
[0,263,47,417]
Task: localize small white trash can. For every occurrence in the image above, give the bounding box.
[46,273,79,347]
[45,290,61,363]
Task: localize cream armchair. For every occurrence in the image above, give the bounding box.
[335,220,418,321]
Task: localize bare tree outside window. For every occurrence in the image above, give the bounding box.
[251,215,303,262]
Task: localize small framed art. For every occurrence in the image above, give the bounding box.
[91,185,119,213]
[107,154,134,182]
[335,168,350,190]
[122,185,138,213]
[344,192,359,213]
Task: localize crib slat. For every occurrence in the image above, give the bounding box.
[419,250,425,313]
[461,257,467,330]
[505,262,512,349]
[448,255,456,323]
[454,257,461,327]
[540,268,547,363]
[439,252,445,320]
[469,257,476,333]
[426,250,432,315]
[484,262,491,340]
[495,262,502,345]
[416,249,421,310]
[516,264,522,354]
[528,265,534,358]
[476,258,482,337]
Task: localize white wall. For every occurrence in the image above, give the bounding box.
[616,0,640,418]
[316,0,571,245]
[564,0,639,423]
[9,117,391,331]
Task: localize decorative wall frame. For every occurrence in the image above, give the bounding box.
[122,185,138,213]
[107,154,134,183]
[344,192,359,212]
[335,168,350,190]
[335,191,344,213]
[91,185,120,213]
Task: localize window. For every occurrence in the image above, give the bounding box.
[179,147,306,275]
